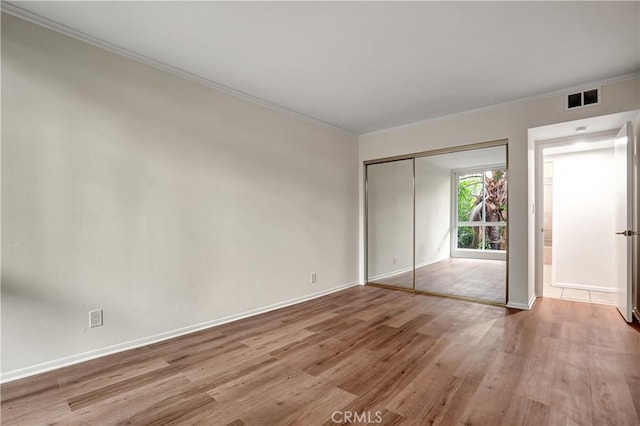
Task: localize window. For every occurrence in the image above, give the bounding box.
[453,166,507,259]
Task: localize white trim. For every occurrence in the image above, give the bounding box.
[452,163,507,176]
[533,122,638,301]
[507,294,537,310]
[3,2,637,139]
[536,129,619,147]
[0,280,359,383]
[414,258,445,270]
[362,73,640,137]
[457,221,507,227]
[451,249,507,261]
[0,2,356,137]
[553,281,615,293]
[367,258,443,281]
[368,266,413,281]
[534,139,545,298]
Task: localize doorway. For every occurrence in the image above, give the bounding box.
[541,138,618,305]
[531,111,639,321]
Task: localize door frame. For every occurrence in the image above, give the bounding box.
[615,121,636,322]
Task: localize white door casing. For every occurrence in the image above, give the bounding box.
[614,121,635,322]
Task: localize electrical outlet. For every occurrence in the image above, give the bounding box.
[310,273,317,284]
[393,257,397,264]
[89,309,103,328]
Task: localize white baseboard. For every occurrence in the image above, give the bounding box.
[368,266,413,281]
[450,250,506,261]
[415,258,445,270]
[368,258,444,281]
[506,294,537,310]
[0,281,360,383]
[553,281,615,293]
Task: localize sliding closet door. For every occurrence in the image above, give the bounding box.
[414,156,452,292]
[366,159,414,289]
[414,146,507,303]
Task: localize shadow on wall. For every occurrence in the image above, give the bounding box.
[1,274,91,370]
[1,14,358,374]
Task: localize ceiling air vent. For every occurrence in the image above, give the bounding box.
[567,88,600,109]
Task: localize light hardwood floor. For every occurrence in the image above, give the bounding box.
[2,286,639,425]
[371,258,506,303]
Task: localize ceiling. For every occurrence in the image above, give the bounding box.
[6,1,640,134]
[544,139,615,157]
[529,110,638,141]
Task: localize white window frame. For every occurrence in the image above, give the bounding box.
[451,164,507,261]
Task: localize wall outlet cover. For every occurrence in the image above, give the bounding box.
[90,309,103,328]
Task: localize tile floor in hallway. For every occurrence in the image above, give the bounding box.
[543,265,617,305]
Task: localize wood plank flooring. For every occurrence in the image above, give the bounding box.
[370,258,506,303]
[2,286,639,425]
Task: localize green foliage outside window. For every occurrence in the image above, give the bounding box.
[456,170,507,250]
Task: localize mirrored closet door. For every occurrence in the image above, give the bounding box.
[414,146,507,303]
[366,143,508,304]
[366,159,414,290]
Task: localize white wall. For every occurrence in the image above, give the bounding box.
[366,160,413,280]
[415,160,451,266]
[547,149,616,290]
[359,76,640,308]
[1,14,359,376]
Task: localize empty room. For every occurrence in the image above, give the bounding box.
[1,2,639,426]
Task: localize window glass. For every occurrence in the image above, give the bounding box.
[455,168,507,251]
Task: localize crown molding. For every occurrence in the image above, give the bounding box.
[2,1,637,139]
[0,1,357,136]
[361,72,640,138]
